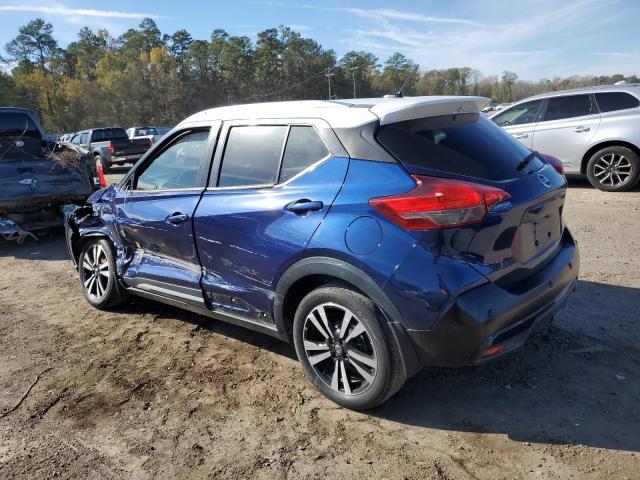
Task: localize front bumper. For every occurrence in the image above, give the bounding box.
[406,230,580,367]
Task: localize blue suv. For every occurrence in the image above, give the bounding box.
[66,97,579,409]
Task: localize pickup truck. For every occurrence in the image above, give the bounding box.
[126,126,171,146]
[0,107,98,242]
[70,127,151,173]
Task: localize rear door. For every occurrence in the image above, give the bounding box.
[532,94,600,170]
[114,125,218,305]
[193,120,348,323]
[492,99,543,148]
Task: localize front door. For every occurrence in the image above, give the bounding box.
[533,94,600,170]
[115,126,217,306]
[492,99,544,149]
[193,122,348,322]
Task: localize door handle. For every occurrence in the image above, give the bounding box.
[513,133,529,139]
[166,212,189,225]
[285,199,324,215]
[574,126,590,133]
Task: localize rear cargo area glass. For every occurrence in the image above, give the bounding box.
[376,113,543,181]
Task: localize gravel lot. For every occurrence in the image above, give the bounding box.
[1,177,639,479]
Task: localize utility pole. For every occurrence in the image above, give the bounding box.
[351,67,358,99]
[326,67,334,100]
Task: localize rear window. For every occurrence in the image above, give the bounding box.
[92,128,128,142]
[0,112,41,139]
[376,113,543,181]
[543,95,594,121]
[217,125,288,187]
[595,92,640,112]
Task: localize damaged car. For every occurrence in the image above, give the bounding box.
[0,107,103,243]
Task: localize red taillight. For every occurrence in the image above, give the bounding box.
[107,141,114,154]
[541,153,564,175]
[369,175,511,231]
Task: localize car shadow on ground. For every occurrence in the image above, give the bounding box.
[0,230,69,260]
[372,280,640,453]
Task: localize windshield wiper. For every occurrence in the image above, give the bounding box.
[517,150,539,171]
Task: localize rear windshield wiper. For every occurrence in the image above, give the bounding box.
[516,150,539,171]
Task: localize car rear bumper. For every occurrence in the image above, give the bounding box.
[111,153,142,163]
[405,229,580,367]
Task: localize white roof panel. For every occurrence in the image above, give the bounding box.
[178,96,491,129]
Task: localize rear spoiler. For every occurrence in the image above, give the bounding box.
[370,96,491,125]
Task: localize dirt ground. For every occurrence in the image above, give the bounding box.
[1,176,639,479]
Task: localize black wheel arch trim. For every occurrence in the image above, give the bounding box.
[274,256,421,378]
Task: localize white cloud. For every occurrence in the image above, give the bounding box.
[342,7,486,27]
[0,5,167,20]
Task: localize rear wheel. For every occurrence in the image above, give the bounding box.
[586,146,640,192]
[78,238,128,309]
[292,285,405,409]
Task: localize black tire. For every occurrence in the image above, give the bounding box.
[292,285,405,409]
[586,146,640,192]
[78,238,128,309]
[96,154,111,174]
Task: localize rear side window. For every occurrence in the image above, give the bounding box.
[543,95,594,121]
[377,113,543,181]
[0,112,41,139]
[493,100,542,127]
[280,126,329,182]
[217,126,287,187]
[595,92,640,112]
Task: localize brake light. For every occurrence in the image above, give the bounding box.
[369,175,510,231]
[541,154,564,175]
[107,142,114,154]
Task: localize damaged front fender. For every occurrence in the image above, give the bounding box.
[64,184,121,267]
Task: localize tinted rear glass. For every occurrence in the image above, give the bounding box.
[595,92,640,112]
[377,113,543,181]
[0,112,41,139]
[217,125,287,187]
[280,126,329,182]
[92,128,127,141]
[543,95,594,121]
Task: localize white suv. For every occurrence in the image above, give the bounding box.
[492,85,640,191]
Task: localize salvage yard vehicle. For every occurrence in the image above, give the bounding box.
[0,108,99,243]
[66,97,579,409]
[492,84,640,192]
[126,126,171,145]
[71,127,152,174]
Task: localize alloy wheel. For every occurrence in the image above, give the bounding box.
[302,303,378,395]
[81,243,110,301]
[593,153,633,188]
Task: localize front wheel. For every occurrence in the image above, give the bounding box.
[78,238,128,309]
[586,146,640,192]
[292,285,405,409]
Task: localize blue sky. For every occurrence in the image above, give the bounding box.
[0,0,638,79]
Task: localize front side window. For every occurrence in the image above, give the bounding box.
[279,126,329,182]
[136,130,209,190]
[217,125,288,187]
[543,95,594,121]
[595,92,640,112]
[493,100,542,127]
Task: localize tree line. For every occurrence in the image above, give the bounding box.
[1,18,637,133]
